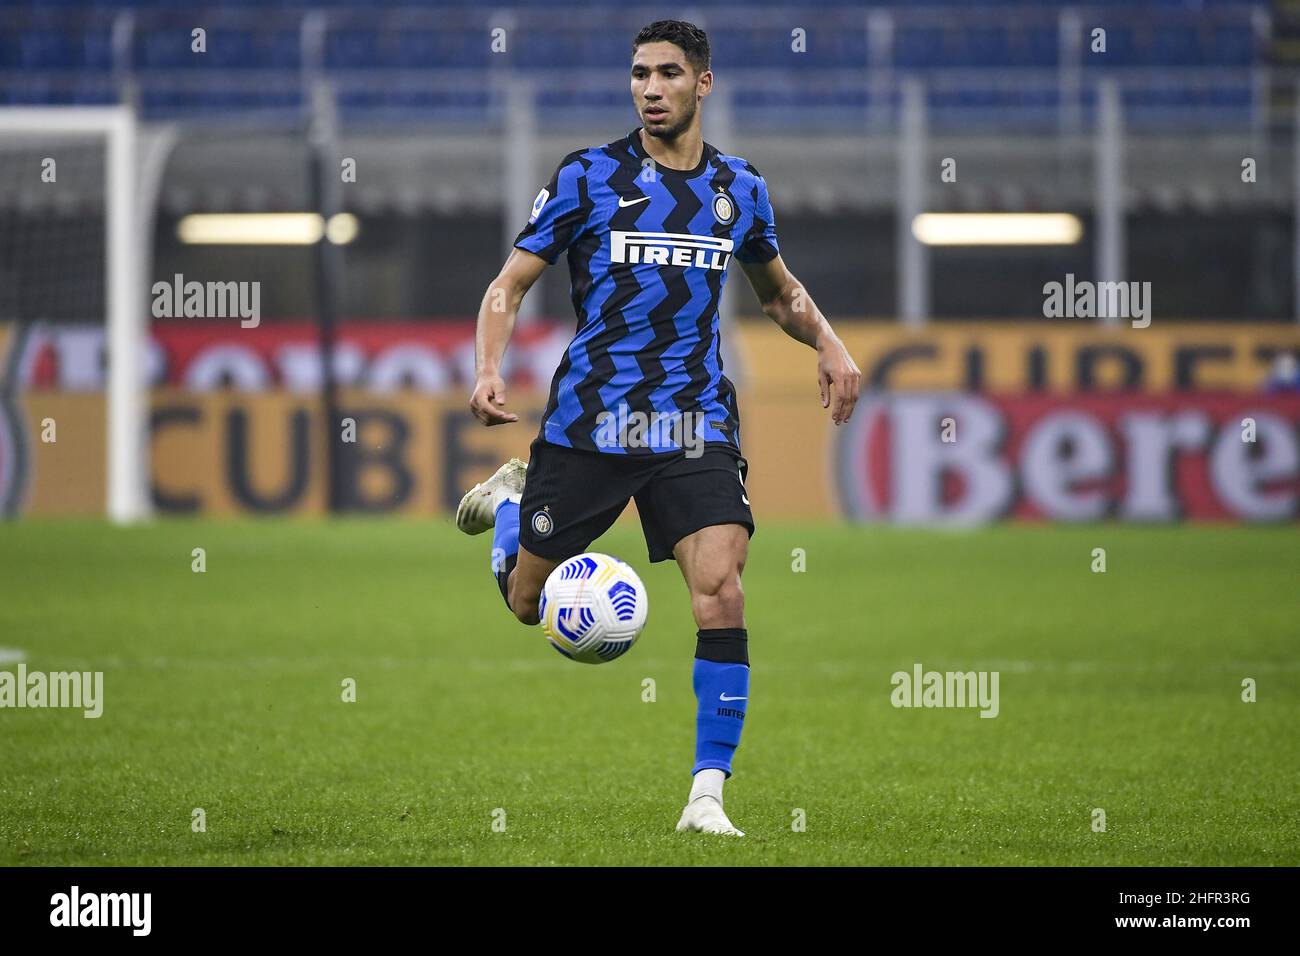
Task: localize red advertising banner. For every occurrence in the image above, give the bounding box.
[18,320,1300,394]
[835,393,1300,523]
[22,320,569,392]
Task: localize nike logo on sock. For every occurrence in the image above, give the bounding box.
[719,693,747,701]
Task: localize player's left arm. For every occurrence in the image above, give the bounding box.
[739,254,862,425]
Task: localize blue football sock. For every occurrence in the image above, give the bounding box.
[492,500,520,607]
[693,628,750,777]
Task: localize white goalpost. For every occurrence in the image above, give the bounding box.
[0,106,147,523]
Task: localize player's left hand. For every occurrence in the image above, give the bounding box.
[816,337,861,425]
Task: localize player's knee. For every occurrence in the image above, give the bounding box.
[506,598,538,629]
[508,578,542,625]
[691,568,745,626]
[510,595,540,626]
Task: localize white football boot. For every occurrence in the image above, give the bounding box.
[675,795,745,837]
[455,457,527,535]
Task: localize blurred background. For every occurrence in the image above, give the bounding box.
[1,0,1297,524]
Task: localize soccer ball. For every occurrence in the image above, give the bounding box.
[539,553,648,664]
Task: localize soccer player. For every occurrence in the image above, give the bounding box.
[456,19,861,836]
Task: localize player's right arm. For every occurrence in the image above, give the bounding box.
[470,248,548,426]
[471,151,591,427]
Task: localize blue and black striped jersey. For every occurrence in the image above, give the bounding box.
[513,127,779,456]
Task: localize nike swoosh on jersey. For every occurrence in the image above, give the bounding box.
[617,195,651,207]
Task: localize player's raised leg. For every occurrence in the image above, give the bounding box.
[455,457,526,536]
[672,522,750,837]
[505,545,560,625]
[455,458,556,624]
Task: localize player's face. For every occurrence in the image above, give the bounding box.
[631,42,710,140]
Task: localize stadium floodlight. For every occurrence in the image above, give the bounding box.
[177,212,359,246]
[911,213,1084,246]
[0,106,146,523]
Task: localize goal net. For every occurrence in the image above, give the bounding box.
[0,107,146,522]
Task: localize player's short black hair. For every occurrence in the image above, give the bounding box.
[632,20,711,75]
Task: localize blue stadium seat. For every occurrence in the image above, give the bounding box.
[516,30,585,69]
[390,30,491,70]
[20,31,76,69]
[203,31,258,69]
[895,27,945,69]
[960,28,1010,69]
[1150,26,1198,67]
[325,30,381,69]
[137,30,202,69]
[0,1,1269,133]
[1015,27,1059,68]
[822,28,869,69]
[580,32,632,69]
[335,87,491,119]
[140,86,303,117]
[1213,25,1255,67]
[81,27,115,69]
[1093,25,1138,66]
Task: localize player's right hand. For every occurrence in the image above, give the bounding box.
[469,374,520,426]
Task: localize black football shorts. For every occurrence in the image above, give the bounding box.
[517,437,754,563]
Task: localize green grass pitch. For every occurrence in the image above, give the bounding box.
[1,519,1296,866]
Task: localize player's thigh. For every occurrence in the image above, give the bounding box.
[518,439,632,563]
[636,447,754,566]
